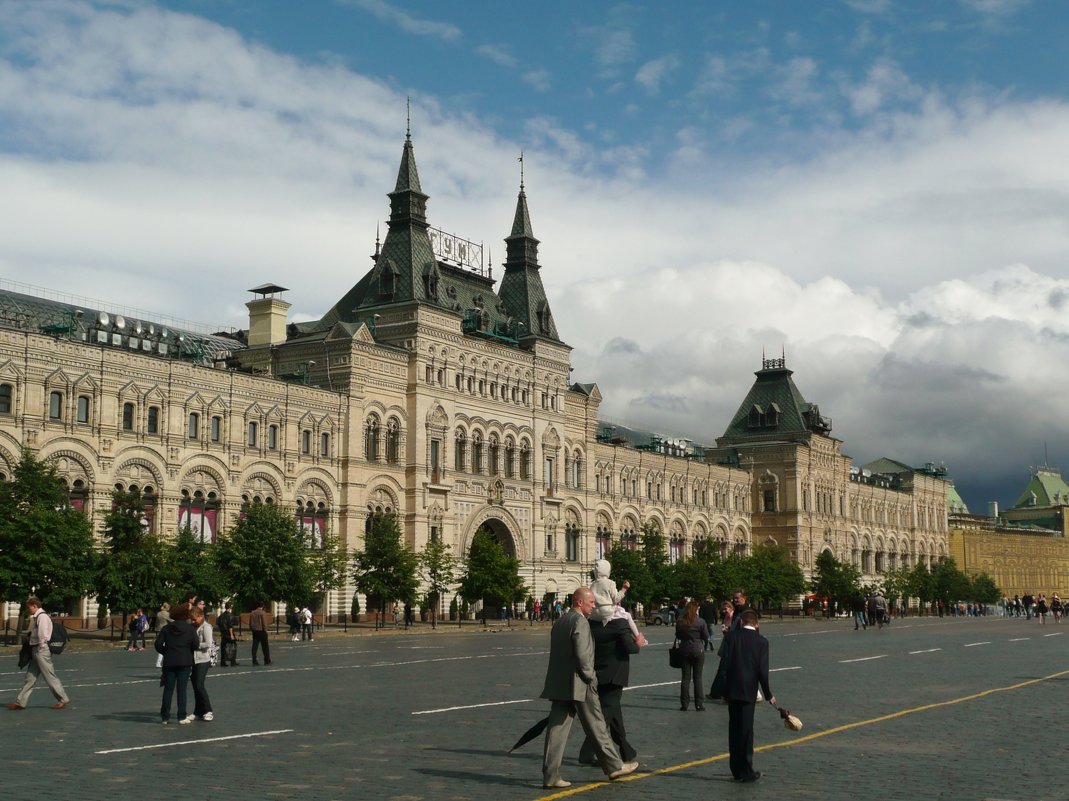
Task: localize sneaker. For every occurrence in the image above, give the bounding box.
[202,712,214,721]
[161,719,169,725]
[179,714,196,725]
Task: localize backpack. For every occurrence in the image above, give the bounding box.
[48,621,69,655]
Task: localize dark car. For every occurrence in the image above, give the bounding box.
[646,607,675,625]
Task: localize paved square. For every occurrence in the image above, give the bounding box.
[1,615,1066,801]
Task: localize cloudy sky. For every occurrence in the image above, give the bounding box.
[1,0,1067,512]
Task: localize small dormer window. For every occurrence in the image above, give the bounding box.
[748,404,763,428]
[379,258,398,297]
[767,402,780,427]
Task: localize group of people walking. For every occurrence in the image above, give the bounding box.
[536,560,777,789]
[1004,593,1062,622]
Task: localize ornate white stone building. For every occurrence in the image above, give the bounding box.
[0,132,756,618]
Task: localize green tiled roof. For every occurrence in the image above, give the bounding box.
[946,482,969,514]
[718,360,831,443]
[1013,467,1069,508]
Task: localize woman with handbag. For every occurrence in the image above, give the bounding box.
[190,606,215,721]
[675,601,710,711]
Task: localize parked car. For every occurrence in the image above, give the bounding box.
[646,607,675,625]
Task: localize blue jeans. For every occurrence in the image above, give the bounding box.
[161,666,191,721]
[854,611,867,629]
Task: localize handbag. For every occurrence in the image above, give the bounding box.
[668,637,683,669]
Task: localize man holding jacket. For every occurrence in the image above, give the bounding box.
[6,596,69,711]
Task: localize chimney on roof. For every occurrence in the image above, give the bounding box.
[246,284,291,347]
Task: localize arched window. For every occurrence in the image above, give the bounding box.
[488,434,499,476]
[49,391,63,420]
[519,441,531,480]
[267,424,278,450]
[504,437,515,478]
[0,383,12,415]
[595,524,611,561]
[571,450,582,488]
[76,395,90,424]
[179,489,219,544]
[386,418,401,463]
[365,415,380,461]
[187,412,199,439]
[454,429,467,471]
[471,431,483,473]
[247,421,258,447]
[122,402,135,431]
[565,522,580,562]
[296,499,328,548]
[320,432,331,457]
[147,406,160,434]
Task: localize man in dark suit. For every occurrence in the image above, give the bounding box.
[578,616,645,764]
[720,609,775,782]
[698,596,718,643]
[540,587,639,789]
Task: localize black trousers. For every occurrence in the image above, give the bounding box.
[680,652,705,709]
[251,630,271,664]
[221,638,238,666]
[579,684,636,763]
[728,700,757,780]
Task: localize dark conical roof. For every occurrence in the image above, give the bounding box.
[394,134,423,194]
[718,358,832,445]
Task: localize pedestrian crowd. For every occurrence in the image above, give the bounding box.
[534,559,777,790]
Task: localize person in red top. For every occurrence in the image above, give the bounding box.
[7,596,69,710]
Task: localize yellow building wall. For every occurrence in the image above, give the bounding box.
[949,526,1069,598]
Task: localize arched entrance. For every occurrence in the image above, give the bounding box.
[466,516,520,622]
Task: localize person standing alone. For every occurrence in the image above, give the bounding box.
[249,601,271,665]
[720,609,775,782]
[6,596,70,711]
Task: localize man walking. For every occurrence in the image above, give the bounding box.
[6,596,70,711]
[217,602,239,666]
[301,605,314,641]
[720,610,775,782]
[249,601,271,665]
[540,587,639,789]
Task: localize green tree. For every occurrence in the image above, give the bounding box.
[305,526,347,613]
[668,556,710,602]
[969,572,1001,605]
[214,503,312,610]
[640,522,673,606]
[96,490,171,621]
[0,450,96,613]
[458,526,525,618]
[746,543,806,610]
[810,550,861,615]
[419,537,459,629]
[350,513,418,627]
[709,552,749,606]
[907,561,935,612]
[167,523,227,606]
[931,558,970,606]
[880,566,912,609]
[603,544,651,612]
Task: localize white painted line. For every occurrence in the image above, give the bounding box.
[1044,632,1063,637]
[412,698,534,715]
[771,666,803,672]
[95,729,294,754]
[964,642,990,647]
[1008,637,1030,642]
[838,655,888,663]
[782,629,837,637]
[623,681,677,691]
[908,648,942,655]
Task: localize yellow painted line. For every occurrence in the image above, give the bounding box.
[532,667,1069,800]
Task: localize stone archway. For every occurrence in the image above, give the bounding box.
[467,515,519,622]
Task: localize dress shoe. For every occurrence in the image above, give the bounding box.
[737,771,762,783]
[577,757,598,766]
[5,703,26,711]
[695,705,706,711]
[51,702,69,710]
[543,780,571,789]
[679,705,688,711]
[608,761,639,780]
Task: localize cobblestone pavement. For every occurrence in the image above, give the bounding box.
[1,615,1065,801]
